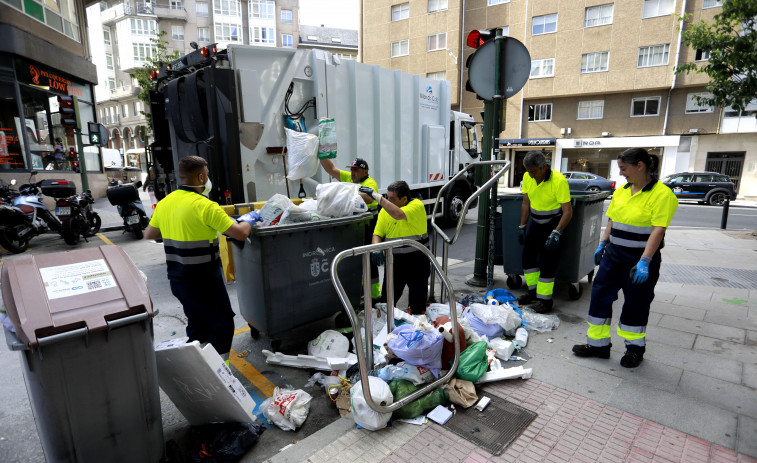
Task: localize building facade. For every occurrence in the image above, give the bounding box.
[0,0,107,194]
[298,24,358,60]
[362,0,757,199]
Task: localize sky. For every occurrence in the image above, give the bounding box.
[299,0,360,29]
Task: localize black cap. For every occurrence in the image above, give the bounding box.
[347,158,369,170]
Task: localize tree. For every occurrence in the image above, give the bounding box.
[129,30,180,131]
[677,1,757,112]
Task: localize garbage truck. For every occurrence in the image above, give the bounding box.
[148,43,480,223]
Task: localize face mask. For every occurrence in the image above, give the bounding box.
[181,177,212,196]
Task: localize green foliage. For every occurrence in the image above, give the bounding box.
[677,1,757,112]
[129,30,180,130]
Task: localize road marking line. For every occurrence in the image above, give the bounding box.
[97,234,114,245]
[234,326,251,335]
[229,348,276,397]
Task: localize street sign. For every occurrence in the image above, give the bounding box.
[467,37,531,101]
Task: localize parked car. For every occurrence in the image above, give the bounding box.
[563,171,616,193]
[661,171,736,205]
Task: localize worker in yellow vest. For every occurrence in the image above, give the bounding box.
[517,151,573,313]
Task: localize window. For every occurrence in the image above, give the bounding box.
[642,0,674,18]
[577,100,604,119]
[530,58,555,78]
[108,78,116,91]
[532,14,557,35]
[103,27,111,45]
[631,97,661,116]
[105,53,114,70]
[488,0,509,5]
[581,51,609,73]
[130,18,157,36]
[172,25,184,40]
[392,3,409,21]
[252,27,275,44]
[702,0,722,8]
[686,92,714,113]
[2,0,81,42]
[282,34,293,47]
[391,39,409,57]
[214,0,240,16]
[196,2,208,16]
[198,27,210,42]
[428,0,447,13]
[427,71,446,80]
[133,43,156,63]
[215,23,240,42]
[122,104,129,118]
[170,0,182,9]
[528,103,552,122]
[251,0,274,19]
[281,9,292,23]
[585,4,613,27]
[695,49,711,61]
[427,33,447,51]
[134,101,141,116]
[638,44,670,67]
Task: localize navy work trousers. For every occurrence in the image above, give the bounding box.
[522,219,560,290]
[379,250,430,314]
[169,265,236,355]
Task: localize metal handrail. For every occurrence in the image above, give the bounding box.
[428,160,511,301]
[331,239,461,414]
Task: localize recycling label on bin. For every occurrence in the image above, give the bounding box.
[39,259,118,300]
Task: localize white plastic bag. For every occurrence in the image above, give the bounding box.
[350,377,393,431]
[471,303,522,333]
[316,182,367,218]
[285,128,319,180]
[279,203,317,224]
[308,330,350,358]
[261,387,312,431]
[259,194,294,225]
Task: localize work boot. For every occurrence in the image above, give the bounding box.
[572,344,611,359]
[529,299,553,313]
[620,351,644,368]
[517,290,536,306]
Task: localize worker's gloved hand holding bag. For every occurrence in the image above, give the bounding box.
[237,211,261,226]
[629,256,652,284]
[594,240,607,265]
[359,186,382,203]
[544,229,561,251]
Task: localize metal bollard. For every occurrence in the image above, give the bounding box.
[720,198,730,230]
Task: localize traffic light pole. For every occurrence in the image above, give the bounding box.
[75,130,89,192]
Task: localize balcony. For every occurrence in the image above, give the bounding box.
[100,3,132,25]
[144,3,188,21]
[109,85,141,101]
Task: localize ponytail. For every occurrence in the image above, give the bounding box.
[618,148,658,174]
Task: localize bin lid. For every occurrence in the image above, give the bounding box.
[0,245,153,349]
[251,212,374,236]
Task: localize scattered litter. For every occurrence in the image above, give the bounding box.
[513,327,528,349]
[170,331,176,336]
[447,378,478,408]
[459,294,486,306]
[475,396,491,411]
[475,366,533,384]
[489,338,515,361]
[509,356,526,362]
[547,338,554,343]
[260,388,312,431]
[308,330,350,358]
[397,416,427,426]
[262,349,356,371]
[521,309,561,332]
[187,422,265,463]
[279,443,295,453]
[237,350,250,357]
[427,405,453,425]
[351,377,393,431]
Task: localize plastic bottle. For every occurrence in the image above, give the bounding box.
[513,327,529,348]
[377,365,411,382]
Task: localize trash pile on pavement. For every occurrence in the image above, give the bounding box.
[260,287,561,432]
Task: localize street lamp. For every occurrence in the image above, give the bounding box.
[446,49,458,64]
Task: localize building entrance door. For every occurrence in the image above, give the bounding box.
[706,152,744,193]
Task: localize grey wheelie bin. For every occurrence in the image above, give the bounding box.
[499,191,610,299]
[1,245,164,463]
[230,212,372,346]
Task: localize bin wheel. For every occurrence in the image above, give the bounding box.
[248,324,260,340]
[568,283,583,300]
[587,270,595,283]
[335,311,352,329]
[506,274,523,289]
[270,339,282,352]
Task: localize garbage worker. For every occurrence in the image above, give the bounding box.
[320,157,382,302]
[144,155,261,359]
[359,180,429,315]
[516,151,573,313]
[572,148,678,368]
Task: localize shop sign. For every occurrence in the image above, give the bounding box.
[498,138,556,147]
[573,139,602,147]
[14,58,83,97]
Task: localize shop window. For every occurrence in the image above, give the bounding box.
[19,86,66,170]
[0,82,26,170]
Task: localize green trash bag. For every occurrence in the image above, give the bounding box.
[455,341,489,382]
[389,379,449,420]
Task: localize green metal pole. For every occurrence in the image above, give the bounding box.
[76,129,89,192]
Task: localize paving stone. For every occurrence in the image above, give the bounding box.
[738,415,757,460]
[645,324,698,349]
[643,342,743,384]
[648,312,663,326]
[678,371,757,418]
[704,311,757,332]
[693,335,756,363]
[658,314,746,343]
[748,330,757,346]
[650,300,707,321]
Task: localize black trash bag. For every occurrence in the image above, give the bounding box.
[187,422,265,463]
[459,294,486,307]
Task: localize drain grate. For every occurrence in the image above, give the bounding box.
[659,264,757,289]
[443,395,537,456]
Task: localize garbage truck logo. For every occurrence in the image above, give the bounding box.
[420,86,439,109]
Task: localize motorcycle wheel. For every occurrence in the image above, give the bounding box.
[86,212,102,236]
[132,226,144,240]
[61,221,81,245]
[0,230,30,253]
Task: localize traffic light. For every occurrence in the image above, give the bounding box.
[87,122,109,146]
[464,28,531,101]
[465,29,498,100]
[57,95,81,130]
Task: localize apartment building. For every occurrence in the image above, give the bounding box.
[86,0,300,169]
[299,24,358,60]
[362,0,757,199]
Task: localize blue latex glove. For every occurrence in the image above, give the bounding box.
[594,240,607,266]
[630,257,651,284]
[544,230,561,251]
[238,211,261,226]
[370,251,385,267]
[518,225,526,245]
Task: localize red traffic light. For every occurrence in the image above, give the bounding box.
[466,29,497,49]
[57,95,80,129]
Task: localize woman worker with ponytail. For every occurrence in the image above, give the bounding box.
[572,148,678,368]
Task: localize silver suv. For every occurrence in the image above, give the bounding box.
[661,171,737,205]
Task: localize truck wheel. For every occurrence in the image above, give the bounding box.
[444,188,468,227]
[506,274,523,289]
[708,192,727,206]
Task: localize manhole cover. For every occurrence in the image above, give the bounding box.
[659,264,757,289]
[444,395,537,456]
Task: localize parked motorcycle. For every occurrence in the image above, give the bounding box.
[0,172,63,253]
[50,184,102,245]
[106,179,149,239]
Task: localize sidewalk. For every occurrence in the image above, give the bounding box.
[263,227,757,463]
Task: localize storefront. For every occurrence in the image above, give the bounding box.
[497,138,556,187]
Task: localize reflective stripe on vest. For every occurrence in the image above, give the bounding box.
[530,206,562,224]
[609,221,652,248]
[163,237,220,265]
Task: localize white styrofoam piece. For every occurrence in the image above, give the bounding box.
[475,366,533,384]
[489,338,515,360]
[262,349,356,371]
[154,338,256,425]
